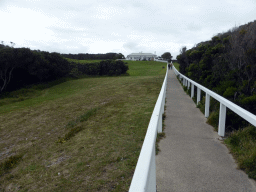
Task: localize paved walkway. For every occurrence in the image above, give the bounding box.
[156,69,256,192]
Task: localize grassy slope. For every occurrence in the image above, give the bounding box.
[173,62,179,71]
[224,126,256,179]
[0,60,166,191]
[65,58,102,63]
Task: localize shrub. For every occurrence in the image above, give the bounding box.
[223,87,237,99]
[224,126,256,179]
[72,60,128,77]
[207,111,219,131]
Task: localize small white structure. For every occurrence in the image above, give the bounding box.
[126,53,157,61]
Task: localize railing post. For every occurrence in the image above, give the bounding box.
[205,93,210,118]
[146,145,156,192]
[188,81,190,89]
[157,113,162,133]
[218,103,226,137]
[191,84,194,98]
[197,87,201,105]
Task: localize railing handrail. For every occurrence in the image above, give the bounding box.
[129,64,168,192]
[173,66,256,130]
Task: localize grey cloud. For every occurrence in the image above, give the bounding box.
[123,42,139,51]
[2,0,256,59]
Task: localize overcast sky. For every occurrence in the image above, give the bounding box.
[0,0,255,59]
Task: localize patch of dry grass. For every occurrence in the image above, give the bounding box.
[0,61,166,191]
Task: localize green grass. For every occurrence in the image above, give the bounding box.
[65,58,102,63]
[173,62,180,71]
[126,61,167,76]
[224,126,256,179]
[0,60,166,191]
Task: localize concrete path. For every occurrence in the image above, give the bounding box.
[156,69,256,192]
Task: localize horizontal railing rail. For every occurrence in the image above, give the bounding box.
[173,66,256,136]
[129,64,168,192]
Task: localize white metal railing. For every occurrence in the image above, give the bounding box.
[173,66,256,137]
[129,64,168,192]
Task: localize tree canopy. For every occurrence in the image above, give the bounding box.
[0,45,128,94]
[62,52,125,60]
[176,20,256,130]
[161,52,173,61]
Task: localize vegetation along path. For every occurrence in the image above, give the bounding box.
[156,69,256,191]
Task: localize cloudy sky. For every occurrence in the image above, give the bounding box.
[0,0,255,58]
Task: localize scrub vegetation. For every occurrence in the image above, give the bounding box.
[0,44,128,94]
[0,60,166,191]
[176,20,256,180]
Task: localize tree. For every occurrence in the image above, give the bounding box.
[176,47,189,74]
[161,52,173,61]
[0,48,19,92]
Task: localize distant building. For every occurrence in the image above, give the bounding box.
[126,53,157,61]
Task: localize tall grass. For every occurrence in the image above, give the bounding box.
[224,126,256,179]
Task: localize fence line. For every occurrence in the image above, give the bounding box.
[129,64,168,192]
[173,66,256,137]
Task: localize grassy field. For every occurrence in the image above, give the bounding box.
[65,58,102,63]
[224,126,256,179]
[0,60,166,191]
[173,62,179,71]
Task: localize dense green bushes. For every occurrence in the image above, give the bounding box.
[62,52,125,60]
[177,20,256,131]
[0,46,128,94]
[70,60,128,77]
[0,48,70,93]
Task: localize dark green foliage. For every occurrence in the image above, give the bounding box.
[207,111,219,131]
[197,96,205,114]
[161,52,173,62]
[0,46,128,95]
[0,155,23,175]
[62,52,125,60]
[0,48,70,93]
[177,20,256,131]
[177,47,189,74]
[223,87,237,99]
[70,60,128,77]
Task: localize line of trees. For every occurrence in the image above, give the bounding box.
[69,60,128,77]
[177,20,256,130]
[0,45,128,94]
[62,53,125,60]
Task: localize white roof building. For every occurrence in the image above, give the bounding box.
[126,53,157,61]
